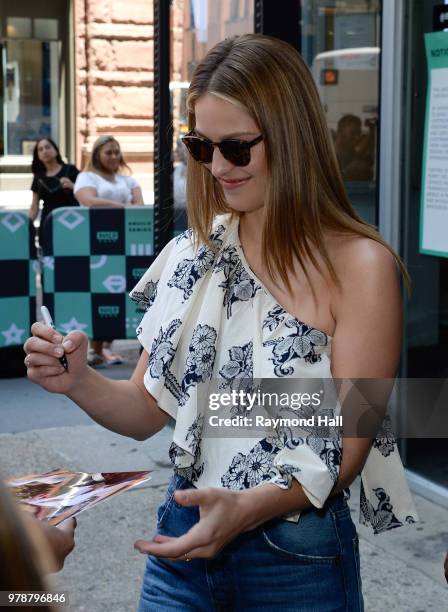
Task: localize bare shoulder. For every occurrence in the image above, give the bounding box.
[323,233,403,377]
[326,232,399,290]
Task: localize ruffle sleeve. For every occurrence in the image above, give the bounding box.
[129,223,229,423]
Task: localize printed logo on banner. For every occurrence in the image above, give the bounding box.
[1,213,25,233]
[90,255,126,293]
[1,322,26,345]
[98,305,121,318]
[125,208,154,256]
[90,209,124,255]
[92,294,125,338]
[132,268,147,281]
[53,208,90,256]
[97,231,119,244]
[90,255,107,270]
[130,243,152,255]
[57,209,85,231]
[102,276,126,293]
[54,293,92,338]
[125,256,154,292]
[60,317,89,333]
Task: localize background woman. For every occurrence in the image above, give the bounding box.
[29,138,79,245]
[74,135,144,367]
[24,35,418,611]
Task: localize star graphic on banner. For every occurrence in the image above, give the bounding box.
[1,323,26,346]
[60,317,88,333]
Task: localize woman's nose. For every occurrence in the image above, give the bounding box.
[211,145,234,176]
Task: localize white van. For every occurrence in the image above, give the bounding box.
[311,47,380,132]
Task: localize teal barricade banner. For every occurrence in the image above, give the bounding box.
[41,207,154,339]
[0,211,37,347]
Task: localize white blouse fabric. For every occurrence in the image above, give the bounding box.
[130,214,419,535]
[74,171,139,205]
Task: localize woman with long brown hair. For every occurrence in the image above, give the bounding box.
[24,35,417,610]
[74,135,144,367]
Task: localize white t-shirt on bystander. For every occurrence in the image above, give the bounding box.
[74,171,140,205]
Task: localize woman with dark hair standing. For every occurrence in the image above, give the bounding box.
[24,35,419,610]
[29,138,80,245]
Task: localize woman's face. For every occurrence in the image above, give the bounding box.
[37,140,58,164]
[194,94,267,214]
[99,141,121,173]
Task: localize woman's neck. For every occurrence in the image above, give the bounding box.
[44,160,62,175]
[97,169,116,181]
[239,209,264,253]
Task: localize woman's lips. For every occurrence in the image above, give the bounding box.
[219,178,250,190]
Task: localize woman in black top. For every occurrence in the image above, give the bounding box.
[29,138,80,244]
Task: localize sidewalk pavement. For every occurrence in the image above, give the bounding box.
[0,346,447,611]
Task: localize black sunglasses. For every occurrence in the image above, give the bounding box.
[181,131,263,166]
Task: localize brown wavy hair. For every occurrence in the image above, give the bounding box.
[185,34,409,293]
[85,135,131,175]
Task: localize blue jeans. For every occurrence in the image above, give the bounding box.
[138,474,364,611]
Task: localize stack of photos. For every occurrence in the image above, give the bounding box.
[7,468,151,525]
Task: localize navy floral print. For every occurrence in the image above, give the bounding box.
[129,213,419,534]
[264,319,328,376]
[215,246,261,318]
[221,440,277,490]
[164,324,217,407]
[147,319,182,378]
[263,305,287,332]
[168,225,226,301]
[132,279,158,313]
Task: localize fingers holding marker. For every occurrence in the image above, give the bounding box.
[27,364,66,379]
[61,331,86,354]
[24,353,63,368]
[30,321,62,343]
[24,335,64,358]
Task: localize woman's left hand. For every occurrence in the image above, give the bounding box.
[60,177,74,190]
[134,487,250,561]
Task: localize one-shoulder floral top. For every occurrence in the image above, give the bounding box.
[130,214,418,535]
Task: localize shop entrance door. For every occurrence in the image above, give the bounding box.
[1,39,61,156]
[401,0,448,491]
[0,0,66,158]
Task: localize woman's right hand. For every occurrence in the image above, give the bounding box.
[24,323,89,394]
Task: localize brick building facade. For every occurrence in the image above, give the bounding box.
[74,0,154,187]
[0,0,252,200]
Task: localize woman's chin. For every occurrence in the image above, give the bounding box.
[225,199,264,214]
